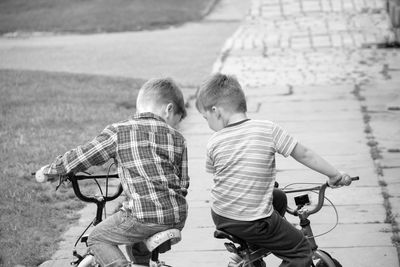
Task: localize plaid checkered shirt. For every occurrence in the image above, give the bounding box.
[44,112,189,225]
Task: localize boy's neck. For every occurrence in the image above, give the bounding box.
[137,104,163,117]
[225,113,248,126]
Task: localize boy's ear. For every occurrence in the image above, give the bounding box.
[165,103,174,116]
[166,103,174,111]
[211,106,222,118]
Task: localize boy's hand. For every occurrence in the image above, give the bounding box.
[328,172,352,188]
[35,165,50,183]
[35,165,66,183]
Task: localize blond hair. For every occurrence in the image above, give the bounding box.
[137,77,187,119]
[196,73,247,113]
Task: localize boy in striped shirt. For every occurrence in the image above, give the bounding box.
[195,73,352,267]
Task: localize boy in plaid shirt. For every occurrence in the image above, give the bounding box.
[36,78,189,267]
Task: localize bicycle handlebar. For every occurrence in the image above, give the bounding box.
[284,176,359,216]
[66,173,123,204]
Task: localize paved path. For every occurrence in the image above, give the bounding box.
[2,0,399,266]
[165,0,400,266]
[0,0,248,87]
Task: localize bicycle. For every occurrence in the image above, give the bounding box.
[33,171,181,267]
[214,176,360,267]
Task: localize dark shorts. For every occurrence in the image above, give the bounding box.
[212,189,312,267]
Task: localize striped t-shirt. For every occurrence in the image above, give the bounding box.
[206,119,297,221]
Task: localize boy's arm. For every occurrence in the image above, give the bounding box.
[41,125,118,179]
[290,142,352,187]
[179,143,190,196]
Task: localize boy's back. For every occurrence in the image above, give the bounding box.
[113,112,188,225]
[206,119,296,221]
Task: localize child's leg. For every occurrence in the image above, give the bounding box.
[213,210,312,267]
[87,210,176,267]
[272,188,287,217]
[125,242,152,265]
[87,211,130,266]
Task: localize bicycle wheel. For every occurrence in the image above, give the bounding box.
[313,250,342,267]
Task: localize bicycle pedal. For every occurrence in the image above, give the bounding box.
[224,242,239,254]
[228,262,242,267]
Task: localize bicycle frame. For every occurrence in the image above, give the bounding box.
[64,173,123,265]
[65,173,181,267]
[215,177,359,267]
[32,170,182,267]
[284,183,329,251]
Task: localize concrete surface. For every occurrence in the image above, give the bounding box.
[0,0,249,87]
[1,0,399,266]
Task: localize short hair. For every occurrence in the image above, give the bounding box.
[196,73,247,113]
[138,77,187,119]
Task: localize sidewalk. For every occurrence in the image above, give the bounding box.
[0,0,249,87]
[7,0,399,266]
[164,0,400,266]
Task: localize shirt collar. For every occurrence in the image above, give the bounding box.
[225,119,251,128]
[133,112,166,123]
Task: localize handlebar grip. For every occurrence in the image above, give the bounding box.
[32,166,51,183]
[327,176,360,187]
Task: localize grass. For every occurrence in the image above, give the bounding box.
[0,0,216,34]
[0,69,144,266]
[0,1,213,265]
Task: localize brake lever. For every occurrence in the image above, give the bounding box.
[55,176,63,191]
[55,174,70,191]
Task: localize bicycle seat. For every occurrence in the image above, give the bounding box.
[144,229,181,253]
[214,230,247,247]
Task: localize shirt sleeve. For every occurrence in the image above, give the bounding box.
[272,123,297,157]
[44,125,118,176]
[179,142,190,191]
[205,149,215,174]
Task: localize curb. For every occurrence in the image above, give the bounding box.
[201,0,221,18]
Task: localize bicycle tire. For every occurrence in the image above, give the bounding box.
[313,250,342,267]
